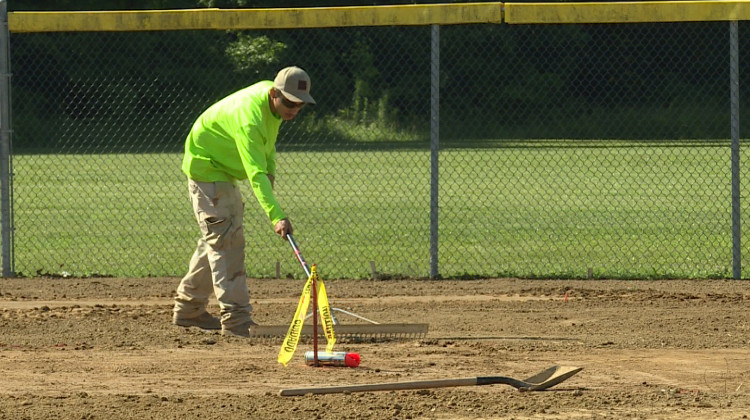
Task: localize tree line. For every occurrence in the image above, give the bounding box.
[9,1,740,152]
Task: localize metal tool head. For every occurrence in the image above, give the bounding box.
[521,365,584,391]
[249,323,429,342]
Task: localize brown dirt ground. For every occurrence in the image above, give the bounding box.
[1,276,750,419]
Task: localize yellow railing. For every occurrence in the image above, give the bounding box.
[505,1,750,24]
[7,3,503,32]
[8,1,750,33]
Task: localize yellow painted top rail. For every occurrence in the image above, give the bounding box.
[506,1,750,24]
[8,1,750,33]
[7,4,503,33]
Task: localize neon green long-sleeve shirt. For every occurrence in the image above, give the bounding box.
[181,80,286,224]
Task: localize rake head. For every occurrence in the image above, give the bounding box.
[249,323,429,342]
[279,235,428,343]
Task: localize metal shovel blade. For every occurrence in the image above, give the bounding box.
[516,365,583,391]
[279,365,582,396]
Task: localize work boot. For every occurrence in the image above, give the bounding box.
[173,311,221,330]
[221,319,258,338]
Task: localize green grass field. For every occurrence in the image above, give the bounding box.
[10,140,748,279]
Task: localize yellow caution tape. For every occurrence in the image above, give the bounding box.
[316,277,336,353]
[278,264,337,366]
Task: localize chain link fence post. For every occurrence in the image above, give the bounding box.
[429,23,440,279]
[0,0,13,278]
[730,20,741,280]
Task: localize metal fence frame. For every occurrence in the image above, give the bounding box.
[2,2,747,279]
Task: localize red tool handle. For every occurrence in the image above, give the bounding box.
[287,234,311,278]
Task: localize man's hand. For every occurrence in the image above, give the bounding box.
[274,218,293,238]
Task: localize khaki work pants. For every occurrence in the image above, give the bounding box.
[173,179,252,328]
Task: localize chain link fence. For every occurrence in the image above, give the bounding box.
[7,8,750,279]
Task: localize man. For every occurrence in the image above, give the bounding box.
[172,66,315,337]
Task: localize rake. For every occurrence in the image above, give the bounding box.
[248,234,429,342]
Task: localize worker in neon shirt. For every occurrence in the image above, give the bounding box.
[173,66,315,337]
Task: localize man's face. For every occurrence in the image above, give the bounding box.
[273,91,306,121]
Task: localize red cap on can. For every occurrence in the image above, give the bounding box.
[344,353,360,368]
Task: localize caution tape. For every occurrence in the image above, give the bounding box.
[278,264,336,366]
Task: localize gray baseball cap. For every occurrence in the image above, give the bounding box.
[273,66,316,105]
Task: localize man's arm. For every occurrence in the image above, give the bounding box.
[266,173,292,238]
[248,171,286,225]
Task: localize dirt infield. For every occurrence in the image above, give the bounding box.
[1,277,749,419]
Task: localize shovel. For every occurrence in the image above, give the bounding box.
[279,365,582,396]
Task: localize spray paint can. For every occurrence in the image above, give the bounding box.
[304,351,360,367]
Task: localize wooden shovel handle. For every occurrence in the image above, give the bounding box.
[280,377,478,396]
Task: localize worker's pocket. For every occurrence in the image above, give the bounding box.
[189,180,237,248]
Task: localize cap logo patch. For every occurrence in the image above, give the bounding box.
[297,81,308,91]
